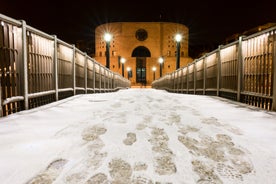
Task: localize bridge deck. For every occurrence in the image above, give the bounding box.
[1,89,276,184]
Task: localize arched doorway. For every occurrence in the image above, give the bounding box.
[131,46,151,85]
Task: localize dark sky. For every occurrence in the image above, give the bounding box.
[1,0,276,56]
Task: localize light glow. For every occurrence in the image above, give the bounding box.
[158,57,164,64]
[104,33,112,42]
[120,57,126,64]
[152,66,156,71]
[175,34,182,42]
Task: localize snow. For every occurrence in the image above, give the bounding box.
[0,88,276,184]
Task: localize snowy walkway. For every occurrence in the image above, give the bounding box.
[1,89,276,184]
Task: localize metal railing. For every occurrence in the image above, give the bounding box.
[0,13,130,117]
[152,27,276,111]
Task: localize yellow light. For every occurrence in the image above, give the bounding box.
[104,33,112,42]
[175,34,182,42]
[152,66,157,71]
[158,57,164,64]
[120,57,126,64]
[127,67,131,71]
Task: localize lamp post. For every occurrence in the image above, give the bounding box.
[104,33,112,69]
[158,57,164,77]
[120,57,126,77]
[152,66,156,80]
[127,67,132,80]
[175,34,182,70]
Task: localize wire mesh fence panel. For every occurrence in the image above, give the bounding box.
[0,20,24,116]
[75,52,85,93]
[195,59,204,93]
[205,53,218,92]
[87,58,94,91]
[57,43,73,89]
[188,64,194,93]
[242,32,274,110]
[220,44,238,92]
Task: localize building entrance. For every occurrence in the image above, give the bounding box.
[136,57,146,85]
[131,46,151,86]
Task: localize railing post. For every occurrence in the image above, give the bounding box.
[114,73,117,90]
[53,35,58,101]
[21,20,29,110]
[194,61,196,94]
[173,72,176,92]
[203,56,206,95]
[175,71,177,92]
[186,64,189,94]
[237,36,244,102]
[272,31,276,111]
[112,72,115,90]
[84,53,87,94]
[108,71,111,91]
[180,68,184,93]
[93,59,96,93]
[106,70,108,91]
[72,45,76,96]
[104,68,106,91]
[0,78,2,117]
[99,65,102,92]
[217,45,222,97]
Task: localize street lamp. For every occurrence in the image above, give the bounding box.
[127,67,132,80]
[158,57,164,77]
[104,33,112,69]
[120,57,126,77]
[152,66,157,80]
[175,34,182,70]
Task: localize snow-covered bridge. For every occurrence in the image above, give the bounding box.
[1,88,276,184]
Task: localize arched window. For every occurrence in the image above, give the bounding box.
[131,46,151,57]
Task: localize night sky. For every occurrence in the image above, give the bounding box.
[1,0,276,57]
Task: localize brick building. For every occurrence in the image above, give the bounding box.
[94,22,193,87]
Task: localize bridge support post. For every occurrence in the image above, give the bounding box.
[186,65,189,93]
[203,56,206,95]
[0,79,2,117]
[194,61,197,94]
[53,35,58,101]
[72,45,76,96]
[21,20,29,110]
[237,36,244,102]
[84,53,87,94]
[93,60,96,93]
[99,65,102,93]
[217,45,222,97]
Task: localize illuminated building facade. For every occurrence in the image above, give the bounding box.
[94,22,193,86]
